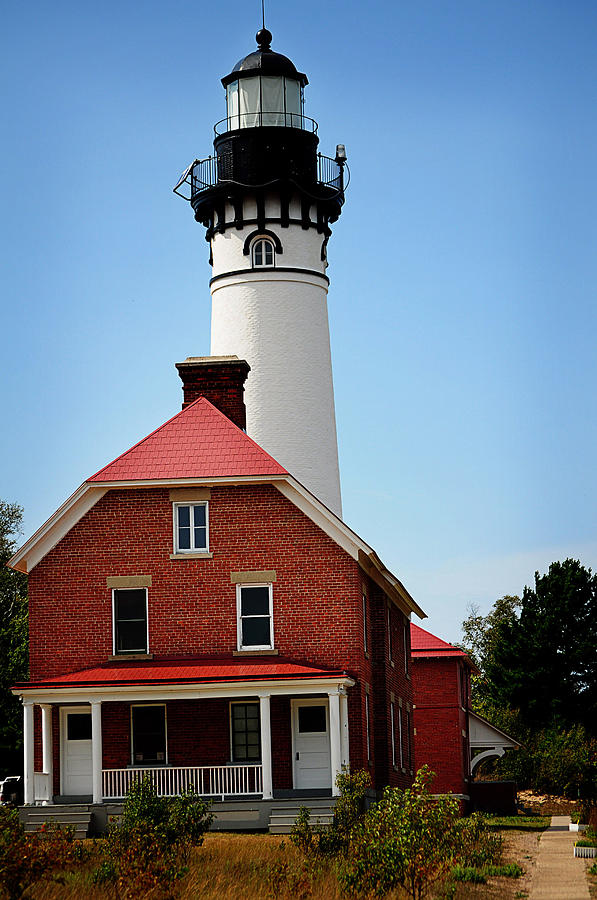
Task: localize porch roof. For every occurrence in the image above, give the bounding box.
[16,656,350,691]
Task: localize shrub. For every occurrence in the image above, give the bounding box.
[338,766,460,900]
[94,774,213,899]
[290,769,371,858]
[0,805,80,900]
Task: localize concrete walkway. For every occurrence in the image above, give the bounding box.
[530,815,591,899]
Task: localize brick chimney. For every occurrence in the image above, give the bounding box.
[175,356,251,430]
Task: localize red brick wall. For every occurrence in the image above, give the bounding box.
[28,485,364,680]
[411,657,469,796]
[367,577,414,791]
[27,482,415,794]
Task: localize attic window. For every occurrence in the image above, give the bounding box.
[173,502,209,553]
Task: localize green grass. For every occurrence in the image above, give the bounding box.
[486,815,550,830]
[451,863,524,883]
[575,839,597,848]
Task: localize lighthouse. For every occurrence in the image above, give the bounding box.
[175,29,347,516]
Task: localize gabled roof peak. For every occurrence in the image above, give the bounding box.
[87,396,288,483]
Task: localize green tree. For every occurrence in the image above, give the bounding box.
[0,501,28,777]
[462,560,597,733]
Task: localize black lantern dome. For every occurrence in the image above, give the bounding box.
[222,29,308,86]
[174,30,347,236]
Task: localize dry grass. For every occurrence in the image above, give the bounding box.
[20,828,542,900]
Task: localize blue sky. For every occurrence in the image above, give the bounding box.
[2,0,596,643]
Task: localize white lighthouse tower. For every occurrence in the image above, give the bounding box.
[175,29,347,516]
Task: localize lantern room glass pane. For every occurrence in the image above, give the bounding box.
[285,79,301,127]
[261,76,284,126]
[238,76,260,128]
[226,81,239,130]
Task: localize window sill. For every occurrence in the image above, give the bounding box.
[389,660,395,668]
[170,551,213,560]
[233,648,279,657]
[108,653,153,661]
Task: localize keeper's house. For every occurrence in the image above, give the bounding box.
[9,361,423,830]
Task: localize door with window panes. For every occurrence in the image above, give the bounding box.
[292,699,331,789]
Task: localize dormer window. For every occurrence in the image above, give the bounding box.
[252,237,275,269]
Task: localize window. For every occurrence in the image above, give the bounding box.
[388,607,393,662]
[131,704,166,764]
[174,502,208,553]
[363,594,368,654]
[398,705,404,768]
[113,588,148,654]
[406,710,412,769]
[390,702,396,767]
[403,622,409,675]
[365,693,371,763]
[252,238,275,268]
[236,583,274,650]
[230,702,261,762]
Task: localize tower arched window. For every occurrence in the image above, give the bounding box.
[252,237,275,269]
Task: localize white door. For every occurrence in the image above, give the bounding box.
[292,700,331,789]
[60,707,93,796]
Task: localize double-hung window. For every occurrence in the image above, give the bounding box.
[113,588,148,655]
[236,583,273,650]
[131,704,166,764]
[174,502,208,553]
[230,702,261,762]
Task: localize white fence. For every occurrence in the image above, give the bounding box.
[102,764,263,801]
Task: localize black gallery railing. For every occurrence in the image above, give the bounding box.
[174,153,345,201]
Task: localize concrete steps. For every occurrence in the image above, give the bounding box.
[19,805,94,839]
[268,798,336,834]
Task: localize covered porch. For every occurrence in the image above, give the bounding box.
[15,658,354,807]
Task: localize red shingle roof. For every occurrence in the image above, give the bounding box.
[410,623,470,660]
[20,657,347,690]
[87,397,288,482]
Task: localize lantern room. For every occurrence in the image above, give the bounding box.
[219,29,310,133]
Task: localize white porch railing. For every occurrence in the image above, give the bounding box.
[102,764,263,801]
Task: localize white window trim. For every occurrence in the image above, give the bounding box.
[251,237,275,269]
[130,703,168,767]
[112,587,149,656]
[172,501,209,554]
[236,582,274,651]
[229,700,261,763]
[398,705,404,769]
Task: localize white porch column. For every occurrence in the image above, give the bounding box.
[339,689,350,772]
[41,704,53,805]
[328,690,342,797]
[259,694,273,800]
[23,702,34,805]
[91,700,103,805]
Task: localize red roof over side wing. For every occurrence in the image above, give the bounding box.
[410,622,472,663]
[17,657,347,690]
[87,397,288,482]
